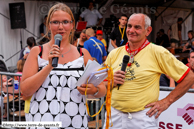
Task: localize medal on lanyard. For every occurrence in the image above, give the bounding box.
[120,39,124,45]
[128,55,134,66]
[119,26,125,45]
[125,40,150,66]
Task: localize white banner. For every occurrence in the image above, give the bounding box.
[158,91,194,129]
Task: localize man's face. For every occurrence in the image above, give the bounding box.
[178,21,183,25]
[119,16,128,26]
[126,14,152,43]
[188,52,194,70]
[96,34,103,39]
[159,31,163,36]
[88,2,94,10]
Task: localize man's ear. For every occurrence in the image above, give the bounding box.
[188,58,190,63]
[146,26,152,37]
[119,18,121,23]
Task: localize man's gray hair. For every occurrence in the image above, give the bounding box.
[128,13,151,29]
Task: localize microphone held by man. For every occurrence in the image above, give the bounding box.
[117,55,130,90]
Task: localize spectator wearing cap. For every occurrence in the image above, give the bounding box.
[168,17,183,46]
[96,30,107,51]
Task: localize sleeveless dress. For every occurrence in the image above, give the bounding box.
[25,50,88,129]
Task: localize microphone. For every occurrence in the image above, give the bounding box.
[52,34,62,67]
[117,55,130,90]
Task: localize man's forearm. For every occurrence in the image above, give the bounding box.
[97,18,103,25]
[111,40,117,48]
[165,70,194,106]
[79,16,82,21]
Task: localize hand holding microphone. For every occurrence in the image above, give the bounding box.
[117,55,130,90]
[51,34,62,67]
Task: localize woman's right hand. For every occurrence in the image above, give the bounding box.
[48,44,61,67]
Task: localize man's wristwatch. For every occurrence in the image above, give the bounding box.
[93,87,99,96]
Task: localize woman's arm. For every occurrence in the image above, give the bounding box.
[77,82,106,98]
[76,48,107,98]
[20,46,52,97]
[182,42,189,52]
[192,41,194,48]
[21,44,60,97]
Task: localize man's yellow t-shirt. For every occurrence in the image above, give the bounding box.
[105,43,190,113]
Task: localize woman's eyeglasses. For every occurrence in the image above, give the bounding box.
[50,20,73,26]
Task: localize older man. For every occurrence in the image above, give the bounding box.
[103,13,194,129]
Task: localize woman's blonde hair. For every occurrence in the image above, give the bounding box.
[45,3,75,43]
[17,59,25,72]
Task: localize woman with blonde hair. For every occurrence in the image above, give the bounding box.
[20,3,106,128]
[73,29,87,48]
[17,59,25,73]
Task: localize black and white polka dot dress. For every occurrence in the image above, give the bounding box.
[25,56,88,129]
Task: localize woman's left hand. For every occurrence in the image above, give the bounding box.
[77,84,98,95]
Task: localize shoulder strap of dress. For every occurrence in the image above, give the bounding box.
[77,38,80,47]
[38,45,43,58]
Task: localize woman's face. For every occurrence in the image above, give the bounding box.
[80,32,87,41]
[49,10,73,40]
[188,32,192,39]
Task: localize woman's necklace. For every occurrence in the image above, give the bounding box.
[48,43,71,58]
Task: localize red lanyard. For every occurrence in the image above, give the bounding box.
[125,39,150,66]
